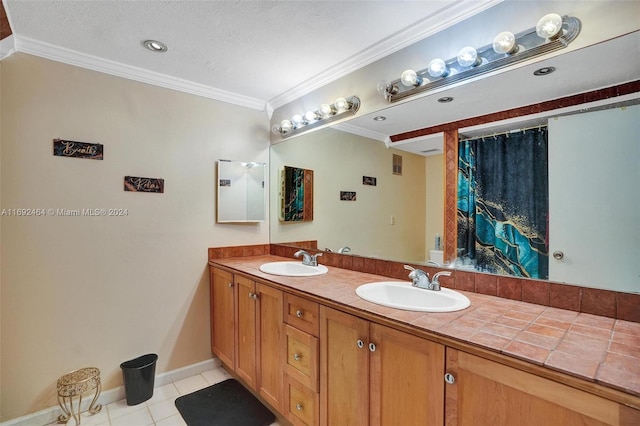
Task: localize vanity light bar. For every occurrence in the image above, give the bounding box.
[272,96,361,139]
[379,14,581,103]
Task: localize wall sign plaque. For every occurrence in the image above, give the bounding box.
[124,176,165,193]
[363,176,377,186]
[340,191,357,201]
[53,139,103,160]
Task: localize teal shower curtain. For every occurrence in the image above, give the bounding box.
[457,128,549,279]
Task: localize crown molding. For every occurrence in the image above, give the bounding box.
[13,35,267,111]
[267,0,503,109]
[333,121,388,143]
[0,34,15,60]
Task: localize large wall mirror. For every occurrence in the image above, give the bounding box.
[269,32,640,294]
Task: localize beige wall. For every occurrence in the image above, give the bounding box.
[424,153,444,254]
[270,128,439,262]
[0,53,269,420]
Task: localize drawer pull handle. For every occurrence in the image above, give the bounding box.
[296,310,303,318]
[356,339,364,349]
[296,403,303,411]
[293,353,301,361]
[369,342,377,352]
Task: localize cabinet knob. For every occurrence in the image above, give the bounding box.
[444,373,455,384]
[296,310,303,318]
[228,282,233,288]
[293,353,301,361]
[369,342,377,352]
[248,292,258,300]
[356,339,364,349]
[553,250,564,260]
[296,403,303,411]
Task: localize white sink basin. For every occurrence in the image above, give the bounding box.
[355,281,470,312]
[259,261,328,277]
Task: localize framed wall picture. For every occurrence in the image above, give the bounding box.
[281,166,313,222]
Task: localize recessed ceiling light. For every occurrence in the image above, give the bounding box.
[373,116,387,121]
[142,40,168,53]
[533,66,556,76]
[438,97,454,103]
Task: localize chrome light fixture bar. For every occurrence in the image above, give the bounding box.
[272,96,361,138]
[379,14,580,103]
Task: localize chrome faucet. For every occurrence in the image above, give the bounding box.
[403,265,451,291]
[294,250,323,267]
[338,246,351,254]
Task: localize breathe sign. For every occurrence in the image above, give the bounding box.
[53,139,103,160]
[124,176,165,193]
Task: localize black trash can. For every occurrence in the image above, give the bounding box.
[120,353,158,405]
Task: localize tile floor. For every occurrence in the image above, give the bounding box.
[50,366,281,426]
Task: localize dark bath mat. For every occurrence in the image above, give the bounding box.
[175,379,275,426]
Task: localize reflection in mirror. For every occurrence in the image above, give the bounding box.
[281,166,314,222]
[217,160,266,223]
[270,102,640,294]
[270,128,444,262]
[454,104,640,293]
[456,126,549,279]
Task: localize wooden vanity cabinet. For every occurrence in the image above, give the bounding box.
[445,349,640,426]
[319,306,445,426]
[283,294,320,426]
[210,267,284,412]
[210,267,235,369]
[212,265,639,426]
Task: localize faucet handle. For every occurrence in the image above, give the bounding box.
[403,265,416,272]
[432,271,452,283]
[430,271,451,291]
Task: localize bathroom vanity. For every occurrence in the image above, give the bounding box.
[209,254,639,426]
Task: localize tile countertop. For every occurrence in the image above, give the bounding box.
[209,255,640,399]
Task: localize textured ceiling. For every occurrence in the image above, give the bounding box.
[3,0,499,108]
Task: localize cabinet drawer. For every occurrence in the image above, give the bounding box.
[284,376,319,426]
[285,325,319,391]
[284,294,319,337]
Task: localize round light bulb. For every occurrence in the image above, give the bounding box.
[536,13,563,39]
[492,31,518,54]
[457,46,480,67]
[376,80,389,95]
[427,58,449,78]
[280,119,293,133]
[271,124,282,135]
[400,69,422,87]
[291,114,304,128]
[334,97,349,112]
[305,111,318,122]
[319,103,334,117]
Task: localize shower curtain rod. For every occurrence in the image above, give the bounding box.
[459,123,547,143]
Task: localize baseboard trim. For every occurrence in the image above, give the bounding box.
[0,357,220,426]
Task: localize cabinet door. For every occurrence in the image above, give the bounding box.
[446,349,640,426]
[256,282,284,411]
[319,306,369,426]
[210,267,235,369]
[369,323,444,426]
[235,275,257,389]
